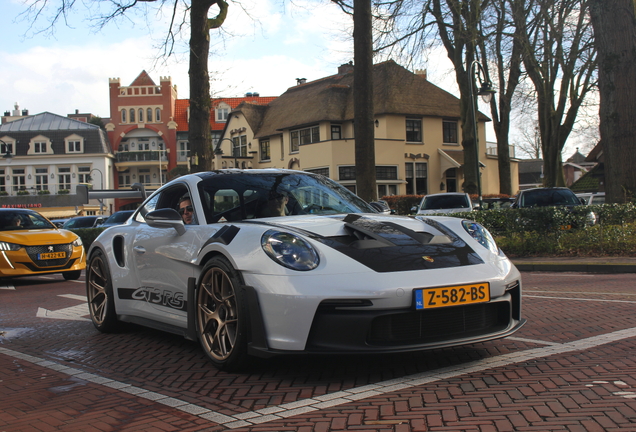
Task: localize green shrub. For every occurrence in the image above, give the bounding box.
[68,227,106,251]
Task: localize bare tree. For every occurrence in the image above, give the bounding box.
[19,0,229,172]
[589,0,636,203]
[511,0,597,187]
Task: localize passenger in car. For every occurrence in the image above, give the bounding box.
[259,191,288,218]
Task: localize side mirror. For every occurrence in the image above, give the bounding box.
[146,208,186,235]
[579,197,586,205]
[369,201,390,214]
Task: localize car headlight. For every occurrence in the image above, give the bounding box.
[461,220,498,255]
[261,230,319,271]
[72,237,83,247]
[0,241,21,251]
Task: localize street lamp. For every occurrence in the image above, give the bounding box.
[90,168,104,215]
[468,60,496,210]
[213,138,239,169]
[0,138,13,160]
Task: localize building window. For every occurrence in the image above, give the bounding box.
[34,141,47,153]
[216,106,230,122]
[232,136,247,157]
[119,173,131,187]
[78,166,91,184]
[305,167,329,177]
[121,109,127,123]
[405,162,428,195]
[260,140,270,161]
[406,119,422,142]
[443,120,458,144]
[129,109,135,123]
[138,109,144,123]
[58,167,71,191]
[35,168,48,190]
[331,125,341,140]
[12,168,26,192]
[155,108,161,122]
[68,140,82,153]
[147,108,153,123]
[378,184,397,198]
[1,142,13,155]
[339,165,356,181]
[0,169,5,192]
[139,168,151,184]
[376,166,398,180]
[290,125,319,153]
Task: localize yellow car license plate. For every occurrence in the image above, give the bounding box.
[415,283,490,310]
[38,252,66,260]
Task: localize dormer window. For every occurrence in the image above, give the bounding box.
[65,134,84,153]
[28,135,53,155]
[216,104,230,122]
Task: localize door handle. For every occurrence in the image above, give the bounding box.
[133,246,146,254]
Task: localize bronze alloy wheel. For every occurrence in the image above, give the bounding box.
[197,257,247,369]
[86,250,119,332]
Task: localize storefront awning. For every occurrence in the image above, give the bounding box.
[37,208,80,219]
[438,149,486,178]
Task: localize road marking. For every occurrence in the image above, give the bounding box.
[0,284,15,290]
[1,326,635,429]
[525,295,636,304]
[526,290,636,296]
[36,294,90,321]
[507,336,563,346]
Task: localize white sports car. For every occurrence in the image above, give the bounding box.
[87,169,525,370]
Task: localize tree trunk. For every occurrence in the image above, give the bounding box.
[589,0,636,203]
[188,0,216,172]
[353,0,376,202]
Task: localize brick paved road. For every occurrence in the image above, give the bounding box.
[1,271,635,431]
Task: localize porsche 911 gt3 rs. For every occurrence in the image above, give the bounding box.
[86,169,525,370]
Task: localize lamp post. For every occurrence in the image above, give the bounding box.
[213,138,239,169]
[468,60,496,210]
[90,168,104,215]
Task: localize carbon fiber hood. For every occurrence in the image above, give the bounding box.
[260,214,483,273]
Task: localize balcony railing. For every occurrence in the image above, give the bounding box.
[116,151,168,163]
[486,145,516,158]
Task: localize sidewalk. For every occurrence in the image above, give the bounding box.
[511,255,636,273]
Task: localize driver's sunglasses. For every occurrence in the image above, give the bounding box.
[178,205,193,215]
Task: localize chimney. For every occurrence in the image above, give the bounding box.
[21,109,29,116]
[253,92,259,97]
[245,92,253,97]
[296,78,307,85]
[338,62,354,75]
[75,109,79,114]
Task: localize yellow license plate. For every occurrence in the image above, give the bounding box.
[415,283,490,309]
[38,252,66,260]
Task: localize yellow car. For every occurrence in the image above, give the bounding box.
[0,208,86,280]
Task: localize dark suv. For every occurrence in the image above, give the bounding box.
[512,187,596,226]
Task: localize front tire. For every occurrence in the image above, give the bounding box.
[197,256,249,371]
[86,250,119,332]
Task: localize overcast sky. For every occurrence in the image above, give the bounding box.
[1,0,464,116]
[2,0,592,157]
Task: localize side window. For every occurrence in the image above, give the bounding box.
[134,194,159,223]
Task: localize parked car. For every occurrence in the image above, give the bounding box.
[100,210,135,228]
[478,197,515,211]
[512,187,596,227]
[576,192,606,206]
[0,208,86,280]
[62,216,105,229]
[49,218,70,228]
[413,192,473,215]
[86,169,524,371]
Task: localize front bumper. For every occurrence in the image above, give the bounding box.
[0,245,86,278]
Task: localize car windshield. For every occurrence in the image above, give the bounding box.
[521,189,580,207]
[64,217,96,229]
[0,211,56,231]
[422,195,469,210]
[197,172,376,223]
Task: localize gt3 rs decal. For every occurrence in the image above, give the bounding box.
[118,287,187,311]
